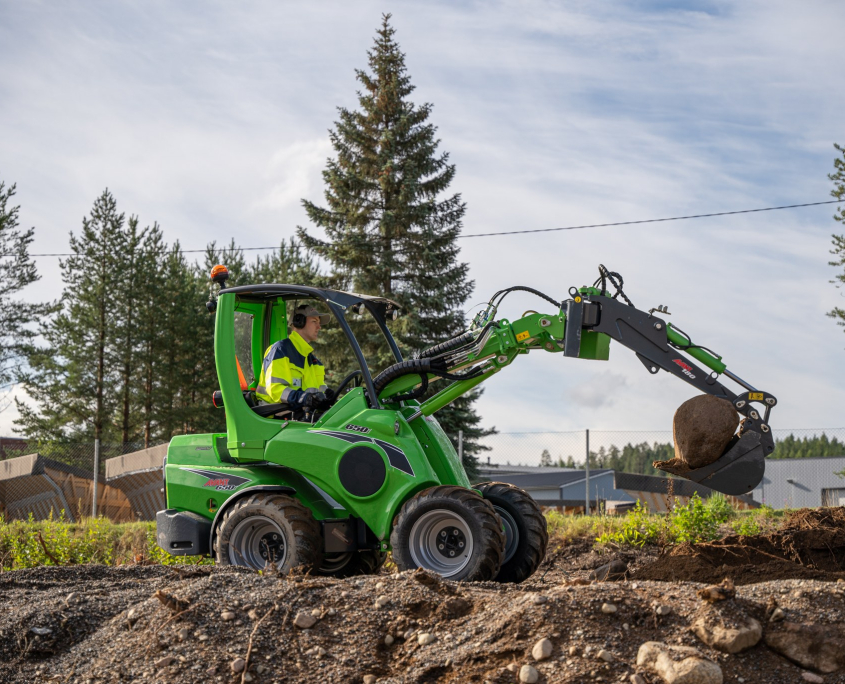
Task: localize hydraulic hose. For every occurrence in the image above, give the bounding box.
[373,358,485,399]
[415,323,494,360]
[416,331,475,359]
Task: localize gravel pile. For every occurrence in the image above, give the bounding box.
[3,554,845,683]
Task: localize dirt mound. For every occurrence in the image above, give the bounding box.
[634,507,845,585]
[2,562,842,684]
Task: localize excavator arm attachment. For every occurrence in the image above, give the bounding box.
[374,266,775,496]
[568,287,775,495]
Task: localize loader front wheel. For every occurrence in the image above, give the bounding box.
[390,486,504,582]
[214,493,322,573]
[476,481,548,583]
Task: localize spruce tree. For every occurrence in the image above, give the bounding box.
[829,143,845,335]
[112,215,147,445]
[298,15,493,474]
[17,190,126,443]
[0,180,52,411]
[249,238,321,286]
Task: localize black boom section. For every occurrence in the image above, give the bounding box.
[585,295,736,401]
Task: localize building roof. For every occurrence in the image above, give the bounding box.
[477,464,578,477]
[486,469,613,489]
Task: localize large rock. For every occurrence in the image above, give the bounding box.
[636,641,723,684]
[655,395,738,474]
[691,602,761,654]
[589,559,629,582]
[764,622,845,673]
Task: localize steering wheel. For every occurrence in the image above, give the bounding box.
[334,369,363,397]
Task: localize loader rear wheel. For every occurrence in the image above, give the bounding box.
[317,549,387,578]
[476,481,548,583]
[390,485,504,582]
[214,493,322,573]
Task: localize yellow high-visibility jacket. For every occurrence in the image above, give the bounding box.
[256,330,326,405]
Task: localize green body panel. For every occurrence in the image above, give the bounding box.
[402,408,471,489]
[578,330,611,360]
[165,433,340,522]
[216,293,286,462]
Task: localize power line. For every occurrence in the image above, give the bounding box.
[460,199,844,238]
[4,199,842,257]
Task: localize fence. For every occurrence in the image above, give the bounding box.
[472,428,845,510]
[1,428,844,522]
[0,440,166,523]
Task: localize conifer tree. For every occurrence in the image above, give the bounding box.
[298,15,493,474]
[249,238,321,286]
[17,190,126,442]
[829,143,845,335]
[0,180,52,410]
[113,216,147,445]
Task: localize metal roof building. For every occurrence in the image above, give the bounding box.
[751,456,845,508]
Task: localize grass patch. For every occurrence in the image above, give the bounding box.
[0,496,787,569]
[587,494,782,548]
[0,513,210,570]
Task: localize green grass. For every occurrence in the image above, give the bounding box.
[0,512,210,570]
[0,496,787,569]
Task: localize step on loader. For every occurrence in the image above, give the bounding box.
[156,264,776,581]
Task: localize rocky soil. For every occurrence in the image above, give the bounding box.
[2,508,845,684]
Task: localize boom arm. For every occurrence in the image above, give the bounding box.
[375,267,776,495]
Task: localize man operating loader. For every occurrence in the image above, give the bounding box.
[256,304,334,415]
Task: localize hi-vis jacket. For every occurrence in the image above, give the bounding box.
[256,330,326,405]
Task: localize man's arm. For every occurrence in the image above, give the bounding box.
[257,344,300,404]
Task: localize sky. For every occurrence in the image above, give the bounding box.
[1,0,844,457]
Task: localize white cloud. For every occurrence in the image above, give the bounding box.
[2,0,845,440]
[569,372,630,409]
[255,139,332,211]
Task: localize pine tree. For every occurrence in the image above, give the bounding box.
[249,238,321,286]
[112,216,147,445]
[539,449,552,467]
[0,180,52,411]
[829,143,845,336]
[17,190,126,443]
[297,15,494,475]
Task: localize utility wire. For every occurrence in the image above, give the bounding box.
[460,199,844,238]
[4,199,842,257]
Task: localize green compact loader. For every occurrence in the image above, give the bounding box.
[157,264,776,582]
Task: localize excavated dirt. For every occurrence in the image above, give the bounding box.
[3,510,845,683]
[634,508,845,585]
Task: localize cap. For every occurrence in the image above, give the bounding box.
[295,304,331,325]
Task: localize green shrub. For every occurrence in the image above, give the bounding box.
[670,493,720,543]
[704,493,735,524]
[731,515,761,536]
[596,500,662,547]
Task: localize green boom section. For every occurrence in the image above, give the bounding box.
[379,309,611,404]
[666,323,727,374]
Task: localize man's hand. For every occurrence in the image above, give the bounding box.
[302,391,327,412]
[318,389,335,410]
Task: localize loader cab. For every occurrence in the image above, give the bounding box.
[210,278,402,460]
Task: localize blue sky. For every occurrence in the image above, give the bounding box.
[1,0,844,446]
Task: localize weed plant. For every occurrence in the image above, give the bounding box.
[0,512,210,569]
[594,493,778,548]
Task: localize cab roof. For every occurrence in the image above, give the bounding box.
[222,284,400,315]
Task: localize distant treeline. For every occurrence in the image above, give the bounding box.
[540,433,845,474]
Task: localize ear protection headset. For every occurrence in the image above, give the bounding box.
[292,304,307,330]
